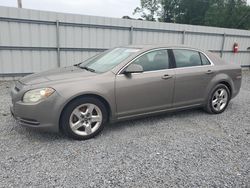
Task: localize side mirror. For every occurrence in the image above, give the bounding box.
[124,64,143,74]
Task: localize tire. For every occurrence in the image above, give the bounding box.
[204,84,231,114]
[60,97,108,140]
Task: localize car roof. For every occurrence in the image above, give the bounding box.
[123,44,206,52]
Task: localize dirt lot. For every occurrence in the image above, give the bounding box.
[0,72,249,187]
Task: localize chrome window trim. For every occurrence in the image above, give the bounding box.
[117,47,214,75]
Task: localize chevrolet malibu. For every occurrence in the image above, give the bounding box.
[10,45,242,140]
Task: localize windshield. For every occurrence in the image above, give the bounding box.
[79,48,141,73]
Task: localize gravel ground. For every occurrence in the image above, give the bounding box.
[0,72,250,188]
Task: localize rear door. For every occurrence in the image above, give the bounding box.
[115,49,175,118]
[171,49,215,107]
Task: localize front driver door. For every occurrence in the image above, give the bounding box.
[115,49,175,119]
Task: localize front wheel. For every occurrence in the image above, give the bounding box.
[204,84,230,114]
[60,97,108,140]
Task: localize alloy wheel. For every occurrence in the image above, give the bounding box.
[211,88,229,112]
[69,103,102,136]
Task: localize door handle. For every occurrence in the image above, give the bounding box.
[206,70,214,74]
[161,74,173,80]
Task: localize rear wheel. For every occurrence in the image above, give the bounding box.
[204,84,230,114]
[60,97,108,140]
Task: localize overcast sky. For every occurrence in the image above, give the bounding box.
[0,0,249,19]
[0,0,141,18]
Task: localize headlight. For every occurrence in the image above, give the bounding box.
[23,88,55,103]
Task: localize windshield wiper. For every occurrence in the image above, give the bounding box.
[74,63,81,66]
[76,65,95,72]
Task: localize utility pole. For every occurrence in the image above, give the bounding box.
[17,0,22,8]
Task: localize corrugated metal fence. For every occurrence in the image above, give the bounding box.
[0,6,250,79]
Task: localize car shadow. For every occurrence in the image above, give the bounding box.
[19,126,66,142]
[14,103,235,142]
[103,107,206,133]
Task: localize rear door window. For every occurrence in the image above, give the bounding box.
[173,49,202,68]
[200,53,211,65]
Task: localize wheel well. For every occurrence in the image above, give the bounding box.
[59,94,111,131]
[219,81,232,97]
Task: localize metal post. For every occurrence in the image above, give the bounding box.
[56,20,61,67]
[130,26,134,45]
[17,0,22,8]
[221,33,226,57]
[182,30,186,44]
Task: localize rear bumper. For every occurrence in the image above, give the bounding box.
[231,74,242,99]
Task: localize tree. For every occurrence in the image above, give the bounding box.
[159,0,181,22]
[177,0,211,25]
[235,5,250,29]
[204,0,250,29]
[133,0,161,21]
[134,0,250,29]
[122,16,132,19]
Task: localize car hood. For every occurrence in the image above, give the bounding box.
[19,66,96,85]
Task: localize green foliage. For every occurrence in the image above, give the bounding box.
[177,0,211,25]
[204,0,250,29]
[133,0,161,21]
[159,0,181,22]
[134,0,250,29]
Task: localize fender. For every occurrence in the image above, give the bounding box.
[52,82,116,127]
[204,72,234,103]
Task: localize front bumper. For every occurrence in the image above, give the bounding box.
[10,89,61,132]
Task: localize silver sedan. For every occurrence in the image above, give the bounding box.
[10,45,242,140]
